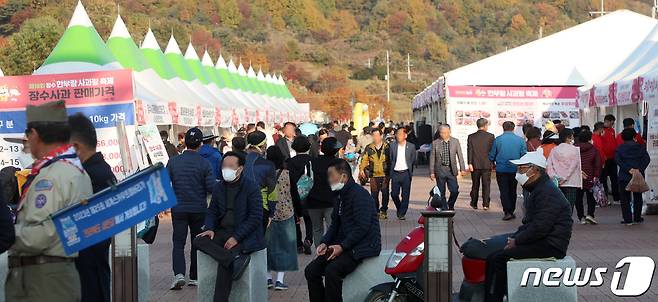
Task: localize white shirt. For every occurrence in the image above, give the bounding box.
[394,143,408,171]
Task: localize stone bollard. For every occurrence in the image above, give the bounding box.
[0,252,6,302]
[137,244,150,302]
[506,256,578,302]
[343,250,393,302]
[197,249,267,302]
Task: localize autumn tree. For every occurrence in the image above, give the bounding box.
[0,16,62,75]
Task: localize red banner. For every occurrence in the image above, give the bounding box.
[0,69,133,110]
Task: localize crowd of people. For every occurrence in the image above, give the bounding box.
[449,115,651,225]
[0,98,651,302]
[163,120,410,302]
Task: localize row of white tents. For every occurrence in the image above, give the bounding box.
[18,1,309,128]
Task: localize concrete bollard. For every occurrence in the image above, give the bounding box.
[0,252,6,302]
[343,250,393,302]
[137,244,150,302]
[197,249,267,302]
[506,256,578,302]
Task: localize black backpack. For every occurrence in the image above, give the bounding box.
[0,166,19,205]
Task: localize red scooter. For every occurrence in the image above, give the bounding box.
[365,188,505,302]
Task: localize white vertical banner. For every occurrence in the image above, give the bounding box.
[645,102,658,204]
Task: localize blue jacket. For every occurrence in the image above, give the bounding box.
[321,179,381,260]
[167,150,216,213]
[615,142,650,183]
[489,132,527,173]
[199,144,222,179]
[204,177,265,253]
[243,152,277,216]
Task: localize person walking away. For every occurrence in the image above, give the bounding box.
[488,121,527,220]
[276,122,297,160]
[485,151,572,302]
[359,128,391,218]
[166,127,217,289]
[336,124,351,148]
[306,138,341,248]
[616,128,651,225]
[546,128,582,211]
[525,127,541,152]
[600,114,620,203]
[540,131,559,159]
[429,124,465,210]
[466,118,495,210]
[161,130,179,158]
[265,146,298,290]
[231,136,247,156]
[69,114,116,302]
[7,100,93,302]
[575,130,602,225]
[287,136,314,254]
[200,134,222,179]
[193,151,264,302]
[244,131,277,232]
[305,159,381,302]
[389,127,416,220]
[616,118,645,146]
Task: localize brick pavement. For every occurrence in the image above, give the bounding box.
[148,167,658,301]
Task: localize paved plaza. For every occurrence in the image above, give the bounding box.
[148,167,658,302]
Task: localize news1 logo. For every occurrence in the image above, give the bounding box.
[520,256,656,297]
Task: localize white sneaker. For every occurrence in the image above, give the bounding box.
[188,279,198,286]
[579,219,587,225]
[170,274,186,290]
[585,215,598,225]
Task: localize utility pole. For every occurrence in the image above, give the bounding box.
[538,26,543,39]
[367,58,371,68]
[589,0,607,17]
[653,0,658,18]
[406,53,410,80]
[386,50,390,103]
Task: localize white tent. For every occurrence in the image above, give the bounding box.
[444,10,657,87]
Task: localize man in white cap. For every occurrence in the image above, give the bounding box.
[483,151,573,302]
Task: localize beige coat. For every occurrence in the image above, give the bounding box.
[11,160,93,257]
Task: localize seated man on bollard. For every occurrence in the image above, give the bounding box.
[305,158,382,302]
[484,151,573,302]
[193,151,264,302]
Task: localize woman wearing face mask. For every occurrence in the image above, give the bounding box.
[546,128,582,211]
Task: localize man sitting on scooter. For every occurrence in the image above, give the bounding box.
[484,151,573,302]
[305,158,382,302]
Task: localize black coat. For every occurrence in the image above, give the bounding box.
[321,179,381,260]
[0,193,15,254]
[615,141,651,183]
[79,152,116,302]
[513,174,573,254]
[205,177,264,253]
[306,155,337,209]
[286,153,312,216]
[467,130,494,170]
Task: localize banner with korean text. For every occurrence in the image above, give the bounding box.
[0,70,135,178]
[446,86,580,159]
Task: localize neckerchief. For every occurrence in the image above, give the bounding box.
[17,145,83,212]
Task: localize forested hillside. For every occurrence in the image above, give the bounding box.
[0,0,652,120]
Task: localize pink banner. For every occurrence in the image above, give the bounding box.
[448,86,579,99]
[0,69,133,110]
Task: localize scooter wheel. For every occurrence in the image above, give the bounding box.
[364,289,404,302]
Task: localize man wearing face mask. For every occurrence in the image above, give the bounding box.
[305,158,381,302]
[484,151,573,302]
[194,151,264,302]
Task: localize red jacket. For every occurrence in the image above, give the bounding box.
[600,128,618,160]
[616,131,645,146]
[591,133,608,162]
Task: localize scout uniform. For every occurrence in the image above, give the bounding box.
[6,100,93,302]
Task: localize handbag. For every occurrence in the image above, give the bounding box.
[592,179,608,207]
[626,170,650,193]
[137,216,159,244]
[296,162,314,201]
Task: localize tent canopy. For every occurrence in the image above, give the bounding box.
[444,10,658,87]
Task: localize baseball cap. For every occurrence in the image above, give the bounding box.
[185,127,203,146]
[510,151,547,169]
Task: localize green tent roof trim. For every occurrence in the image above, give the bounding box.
[107,16,149,72]
[202,51,227,89]
[216,55,237,90]
[165,36,196,81]
[42,2,117,67]
[184,43,212,85]
[141,29,177,80]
